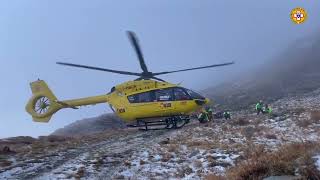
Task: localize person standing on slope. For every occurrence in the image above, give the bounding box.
[206,107,213,121]
[256,100,264,115]
[223,111,231,120]
[198,109,209,123]
[263,104,272,115]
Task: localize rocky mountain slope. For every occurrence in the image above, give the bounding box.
[1,88,320,179]
[205,34,320,110]
[51,114,126,137]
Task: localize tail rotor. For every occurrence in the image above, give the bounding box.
[33,96,51,115]
[26,80,62,122]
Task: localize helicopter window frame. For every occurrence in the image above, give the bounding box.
[127,87,196,103]
[184,88,205,100]
[127,91,156,103]
[154,88,174,102]
[173,87,192,101]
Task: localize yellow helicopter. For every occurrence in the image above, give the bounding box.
[26,31,234,130]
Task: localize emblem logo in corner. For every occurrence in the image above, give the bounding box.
[291,7,307,24]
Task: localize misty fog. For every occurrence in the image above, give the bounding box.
[0,0,319,137]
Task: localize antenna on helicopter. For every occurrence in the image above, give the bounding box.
[56,31,234,81]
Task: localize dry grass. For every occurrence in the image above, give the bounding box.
[254,125,270,136]
[231,118,250,126]
[183,166,193,175]
[311,110,320,122]
[227,142,320,180]
[161,152,173,162]
[207,155,216,163]
[159,138,170,145]
[296,119,313,128]
[252,118,263,126]
[176,166,194,178]
[139,159,146,165]
[92,158,104,170]
[194,159,203,168]
[221,124,230,132]
[205,174,227,180]
[167,144,179,152]
[292,107,306,115]
[265,133,277,139]
[124,160,131,166]
[74,166,85,179]
[296,110,320,128]
[241,127,256,140]
[0,159,12,167]
[185,140,213,149]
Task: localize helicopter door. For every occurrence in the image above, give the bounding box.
[127,91,159,118]
[172,87,193,114]
[154,88,174,115]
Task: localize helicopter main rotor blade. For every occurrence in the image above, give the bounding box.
[56,62,141,76]
[127,31,149,73]
[153,62,235,76]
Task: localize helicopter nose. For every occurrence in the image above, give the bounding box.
[194,98,211,106]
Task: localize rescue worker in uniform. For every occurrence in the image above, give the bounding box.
[198,109,209,123]
[223,111,231,120]
[206,107,213,121]
[263,104,272,114]
[256,100,264,115]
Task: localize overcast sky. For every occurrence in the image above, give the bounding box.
[0,0,319,138]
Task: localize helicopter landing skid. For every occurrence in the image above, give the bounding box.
[127,116,190,131]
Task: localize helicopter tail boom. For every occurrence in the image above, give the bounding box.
[26,80,109,122]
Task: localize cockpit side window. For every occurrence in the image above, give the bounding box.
[128,88,193,103]
[173,88,191,101]
[155,88,173,101]
[184,88,205,100]
[127,91,155,103]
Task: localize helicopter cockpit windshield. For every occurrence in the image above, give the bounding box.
[184,88,205,100]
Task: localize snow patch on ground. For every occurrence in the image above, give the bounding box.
[313,155,320,171]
